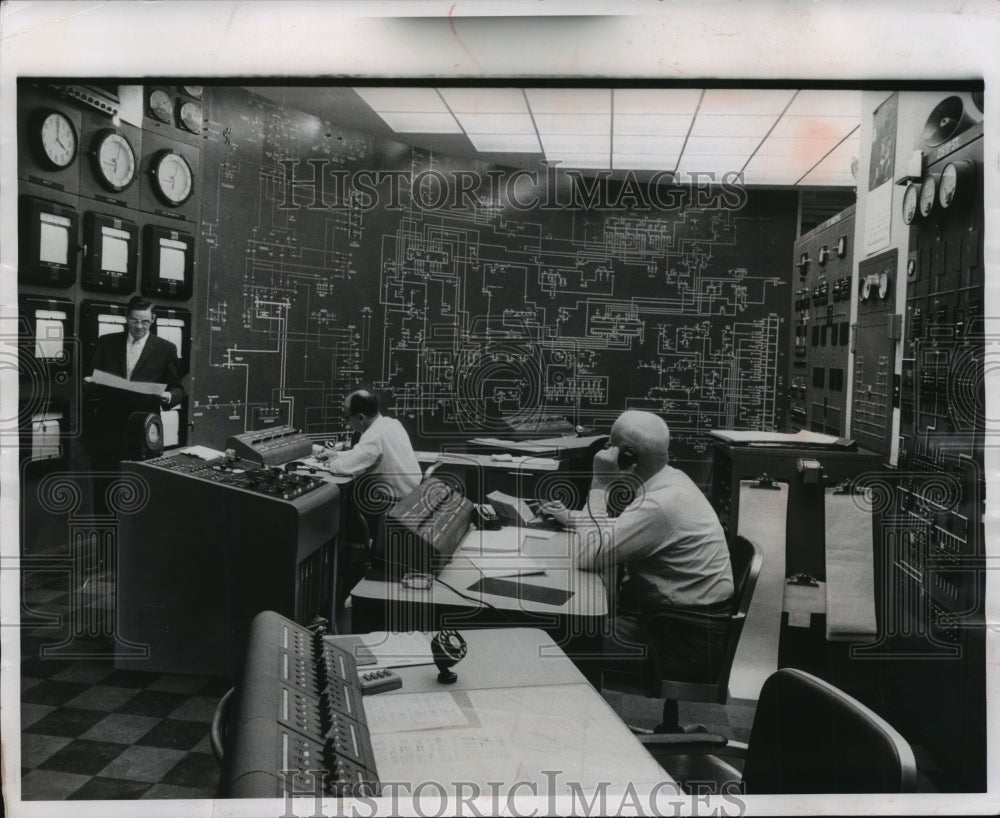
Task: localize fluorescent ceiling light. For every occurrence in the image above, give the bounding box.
[438,87,529,113]
[613,88,702,115]
[455,113,535,134]
[354,87,449,113]
[377,112,463,133]
[767,115,857,141]
[533,113,611,134]
[699,88,796,115]
[614,114,695,137]
[680,135,762,155]
[468,133,541,152]
[613,135,687,154]
[612,155,680,170]
[690,114,782,138]
[785,90,862,118]
[524,88,611,114]
[541,134,610,153]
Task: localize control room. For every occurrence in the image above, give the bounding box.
[2,5,995,816]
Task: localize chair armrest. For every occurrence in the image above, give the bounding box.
[638,733,749,759]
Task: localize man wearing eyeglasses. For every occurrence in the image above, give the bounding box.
[83,295,185,468]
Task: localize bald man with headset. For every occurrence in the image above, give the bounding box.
[543,410,733,725]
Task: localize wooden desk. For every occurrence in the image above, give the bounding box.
[350,525,608,653]
[341,628,669,797]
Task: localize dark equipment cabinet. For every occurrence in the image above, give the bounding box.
[116,452,341,678]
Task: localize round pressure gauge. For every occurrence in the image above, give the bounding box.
[178,100,203,134]
[938,160,975,209]
[835,236,848,258]
[877,269,891,301]
[860,276,873,302]
[35,109,77,169]
[901,182,920,225]
[92,129,137,192]
[148,89,174,123]
[918,173,938,218]
[150,150,194,206]
[180,84,203,99]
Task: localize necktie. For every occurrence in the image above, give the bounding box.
[127,339,142,379]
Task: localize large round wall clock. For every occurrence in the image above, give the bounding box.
[35,109,78,170]
[150,150,194,206]
[92,129,137,192]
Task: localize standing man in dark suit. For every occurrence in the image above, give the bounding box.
[83,295,185,469]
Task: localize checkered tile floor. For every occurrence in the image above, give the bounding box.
[19,566,229,800]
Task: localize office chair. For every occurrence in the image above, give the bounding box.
[639,667,918,794]
[600,535,763,733]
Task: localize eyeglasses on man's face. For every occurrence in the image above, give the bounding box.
[128,318,153,327]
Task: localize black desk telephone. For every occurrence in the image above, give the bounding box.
[473,503,501,529]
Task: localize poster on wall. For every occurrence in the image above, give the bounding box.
[863,91,898,255]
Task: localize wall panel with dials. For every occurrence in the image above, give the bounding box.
[786,205,855,435]
[15,80,202,481]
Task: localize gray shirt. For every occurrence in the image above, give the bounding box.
[573,464,734,609]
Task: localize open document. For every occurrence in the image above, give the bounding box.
[90,368,166,396]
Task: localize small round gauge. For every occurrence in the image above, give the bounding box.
[148,89,174,123]
[150,150,194,206]
[36,109,77,169]
[906,257,917,280]
[901,182,920,225]
[877,269,891,301]
[938,160,975,209]
[178,100,203,134]
[835,235,848,258]
[918,173,937,218]
[818,246,829,265]
[92,129,137,192]
[180,84,203,99]
[860,275,872,302]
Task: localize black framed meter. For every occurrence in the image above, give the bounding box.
[142,224,193,300]
[19,196,78,287]
[82,212,138,293]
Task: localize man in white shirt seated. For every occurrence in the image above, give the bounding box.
[316,389,423,588]
[542,410,734,729]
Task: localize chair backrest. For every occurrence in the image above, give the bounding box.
[709,535,763,697]
[741,667,918,793]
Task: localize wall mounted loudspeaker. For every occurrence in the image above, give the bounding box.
[922,96,977,148]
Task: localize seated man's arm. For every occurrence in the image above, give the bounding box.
[323,436,382,477]
[571,495,663,573]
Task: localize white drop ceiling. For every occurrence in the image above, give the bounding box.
[352,86,861,187]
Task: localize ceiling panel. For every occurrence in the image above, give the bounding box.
[468,133,541,152]
[354,87,449,113]
[524,88,611,114]
[614,113,695,136]
[613,88,702,115]
[438,87,529,113]
[454,112,535,134]
[377,111,463,133]
[533,113,611,134]
[689,114,782,138]
[699,88,796,115]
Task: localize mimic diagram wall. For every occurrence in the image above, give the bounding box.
[190,87,797,475]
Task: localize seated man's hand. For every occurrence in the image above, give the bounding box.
[160,391,173,406]
[591,445,621,489]
[539,500,570,527]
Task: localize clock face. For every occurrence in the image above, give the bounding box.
[151,150,194,206]
[901,183,920,225]
[178,101,203,134]
[180,85,203,99]
[147,420,161,446]
[93,130,137,192]
[38,110,77,169]
[149,89,174,123]
[919,174,937,218]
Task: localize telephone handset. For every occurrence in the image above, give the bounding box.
[473,503,501,530]
[617,446,638,470]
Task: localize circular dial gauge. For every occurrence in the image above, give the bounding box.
[37,110,77,169]
[178,101,203,133]
[150,150,194,206]
[877,269,891,301]
[180,84,203,99]
[901,182,920,225]
[148,89,174,123]
[918,174,937,218]
[147,420,161,447]
[938,161,974,209]
[92,130,137,192]
[860,276,872,302]
[835,236,847,258]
